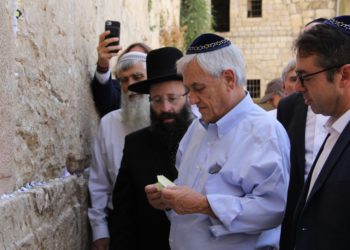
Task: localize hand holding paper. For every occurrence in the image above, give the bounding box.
[145,183,168,210]
[155,175,176,191]
[161,186,216,217]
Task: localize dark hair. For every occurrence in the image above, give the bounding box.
[126,43,151,53]
[294,24,350,81]
[118,42,152,61]
[304,17,327,27]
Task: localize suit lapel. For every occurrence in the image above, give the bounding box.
[306,121,350,202]
[294,129,334,232]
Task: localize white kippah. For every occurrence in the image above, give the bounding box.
[118,51,147,65]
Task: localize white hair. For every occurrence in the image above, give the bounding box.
[177,44,246,86]
[281,58,296,82]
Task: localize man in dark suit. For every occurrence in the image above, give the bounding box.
[287,16,350,250]
[109,47,193,250]
[277,92,307,250]
[278,18,330,250]
[278,92,329,249]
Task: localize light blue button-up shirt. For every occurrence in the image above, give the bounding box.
[169,94,290,250]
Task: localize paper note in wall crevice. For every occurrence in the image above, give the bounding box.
[156,175,176,191]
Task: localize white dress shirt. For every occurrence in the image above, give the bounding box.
[307,109,350,197]
[304,107,329,180]
[268,108,277,117]
[88,109,132,241]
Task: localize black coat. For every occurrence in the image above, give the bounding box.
[91,76,121,118]
[277,93,308,250]
[292,120,350,250]
[109,127,178,250]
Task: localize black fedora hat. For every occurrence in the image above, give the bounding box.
[128,47,183,94]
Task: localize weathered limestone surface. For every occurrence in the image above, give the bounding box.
[0,0,16,196]
[0,0,180,249]
[6,0,180,191]
[0,176,88,250]
[338,0,350,14]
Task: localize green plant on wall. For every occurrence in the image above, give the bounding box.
[180,0,212,51]
[148,0,153,12]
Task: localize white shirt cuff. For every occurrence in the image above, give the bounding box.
[92,224,110,241]
[95,70,111,85]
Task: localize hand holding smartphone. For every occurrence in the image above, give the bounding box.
[105,20,120,48]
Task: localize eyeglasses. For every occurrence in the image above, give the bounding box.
[296,65,342,87]
[149,91,189,106]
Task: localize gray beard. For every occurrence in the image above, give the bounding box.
[121,91,150,132]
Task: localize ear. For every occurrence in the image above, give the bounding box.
[222,69,236,90]
[340,64,350,88]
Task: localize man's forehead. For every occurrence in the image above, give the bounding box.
[149,80,185,93]
[296,54,318,69]
[183,63,208,80]
[287,68,297,75]
[183,70,212,88]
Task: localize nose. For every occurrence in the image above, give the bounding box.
[294,80,306,93]
[188,91,199,105]
[159,99,173,113]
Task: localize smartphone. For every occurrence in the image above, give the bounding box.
[105,20,120,47]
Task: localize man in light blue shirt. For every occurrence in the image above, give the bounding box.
[145,33,290,250]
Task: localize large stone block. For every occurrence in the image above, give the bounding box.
[0,0,16,195]
[0,176,88,250]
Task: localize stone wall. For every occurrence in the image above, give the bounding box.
[1,0,181,194]
[338,0,350,14]
[0,1,16,196]
[0,176,88,250]
[0,0,180,249]
[225,0,336,95]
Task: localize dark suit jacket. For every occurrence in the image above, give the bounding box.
[277,93,308,250]
[110,127,178,250]
[91,75,121,118]
[292,120,350,250]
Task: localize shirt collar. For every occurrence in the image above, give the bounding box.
[324,108,350,135]
[200,92,254,138]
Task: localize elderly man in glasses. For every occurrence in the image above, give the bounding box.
[109,47,193,250]
[282,16,350,250]
[146,34,290,250]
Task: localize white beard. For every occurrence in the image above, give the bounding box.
[121,91,150,132]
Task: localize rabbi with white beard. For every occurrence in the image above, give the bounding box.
[88,51,150,250]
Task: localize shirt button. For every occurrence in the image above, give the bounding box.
[301,227,308,231]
